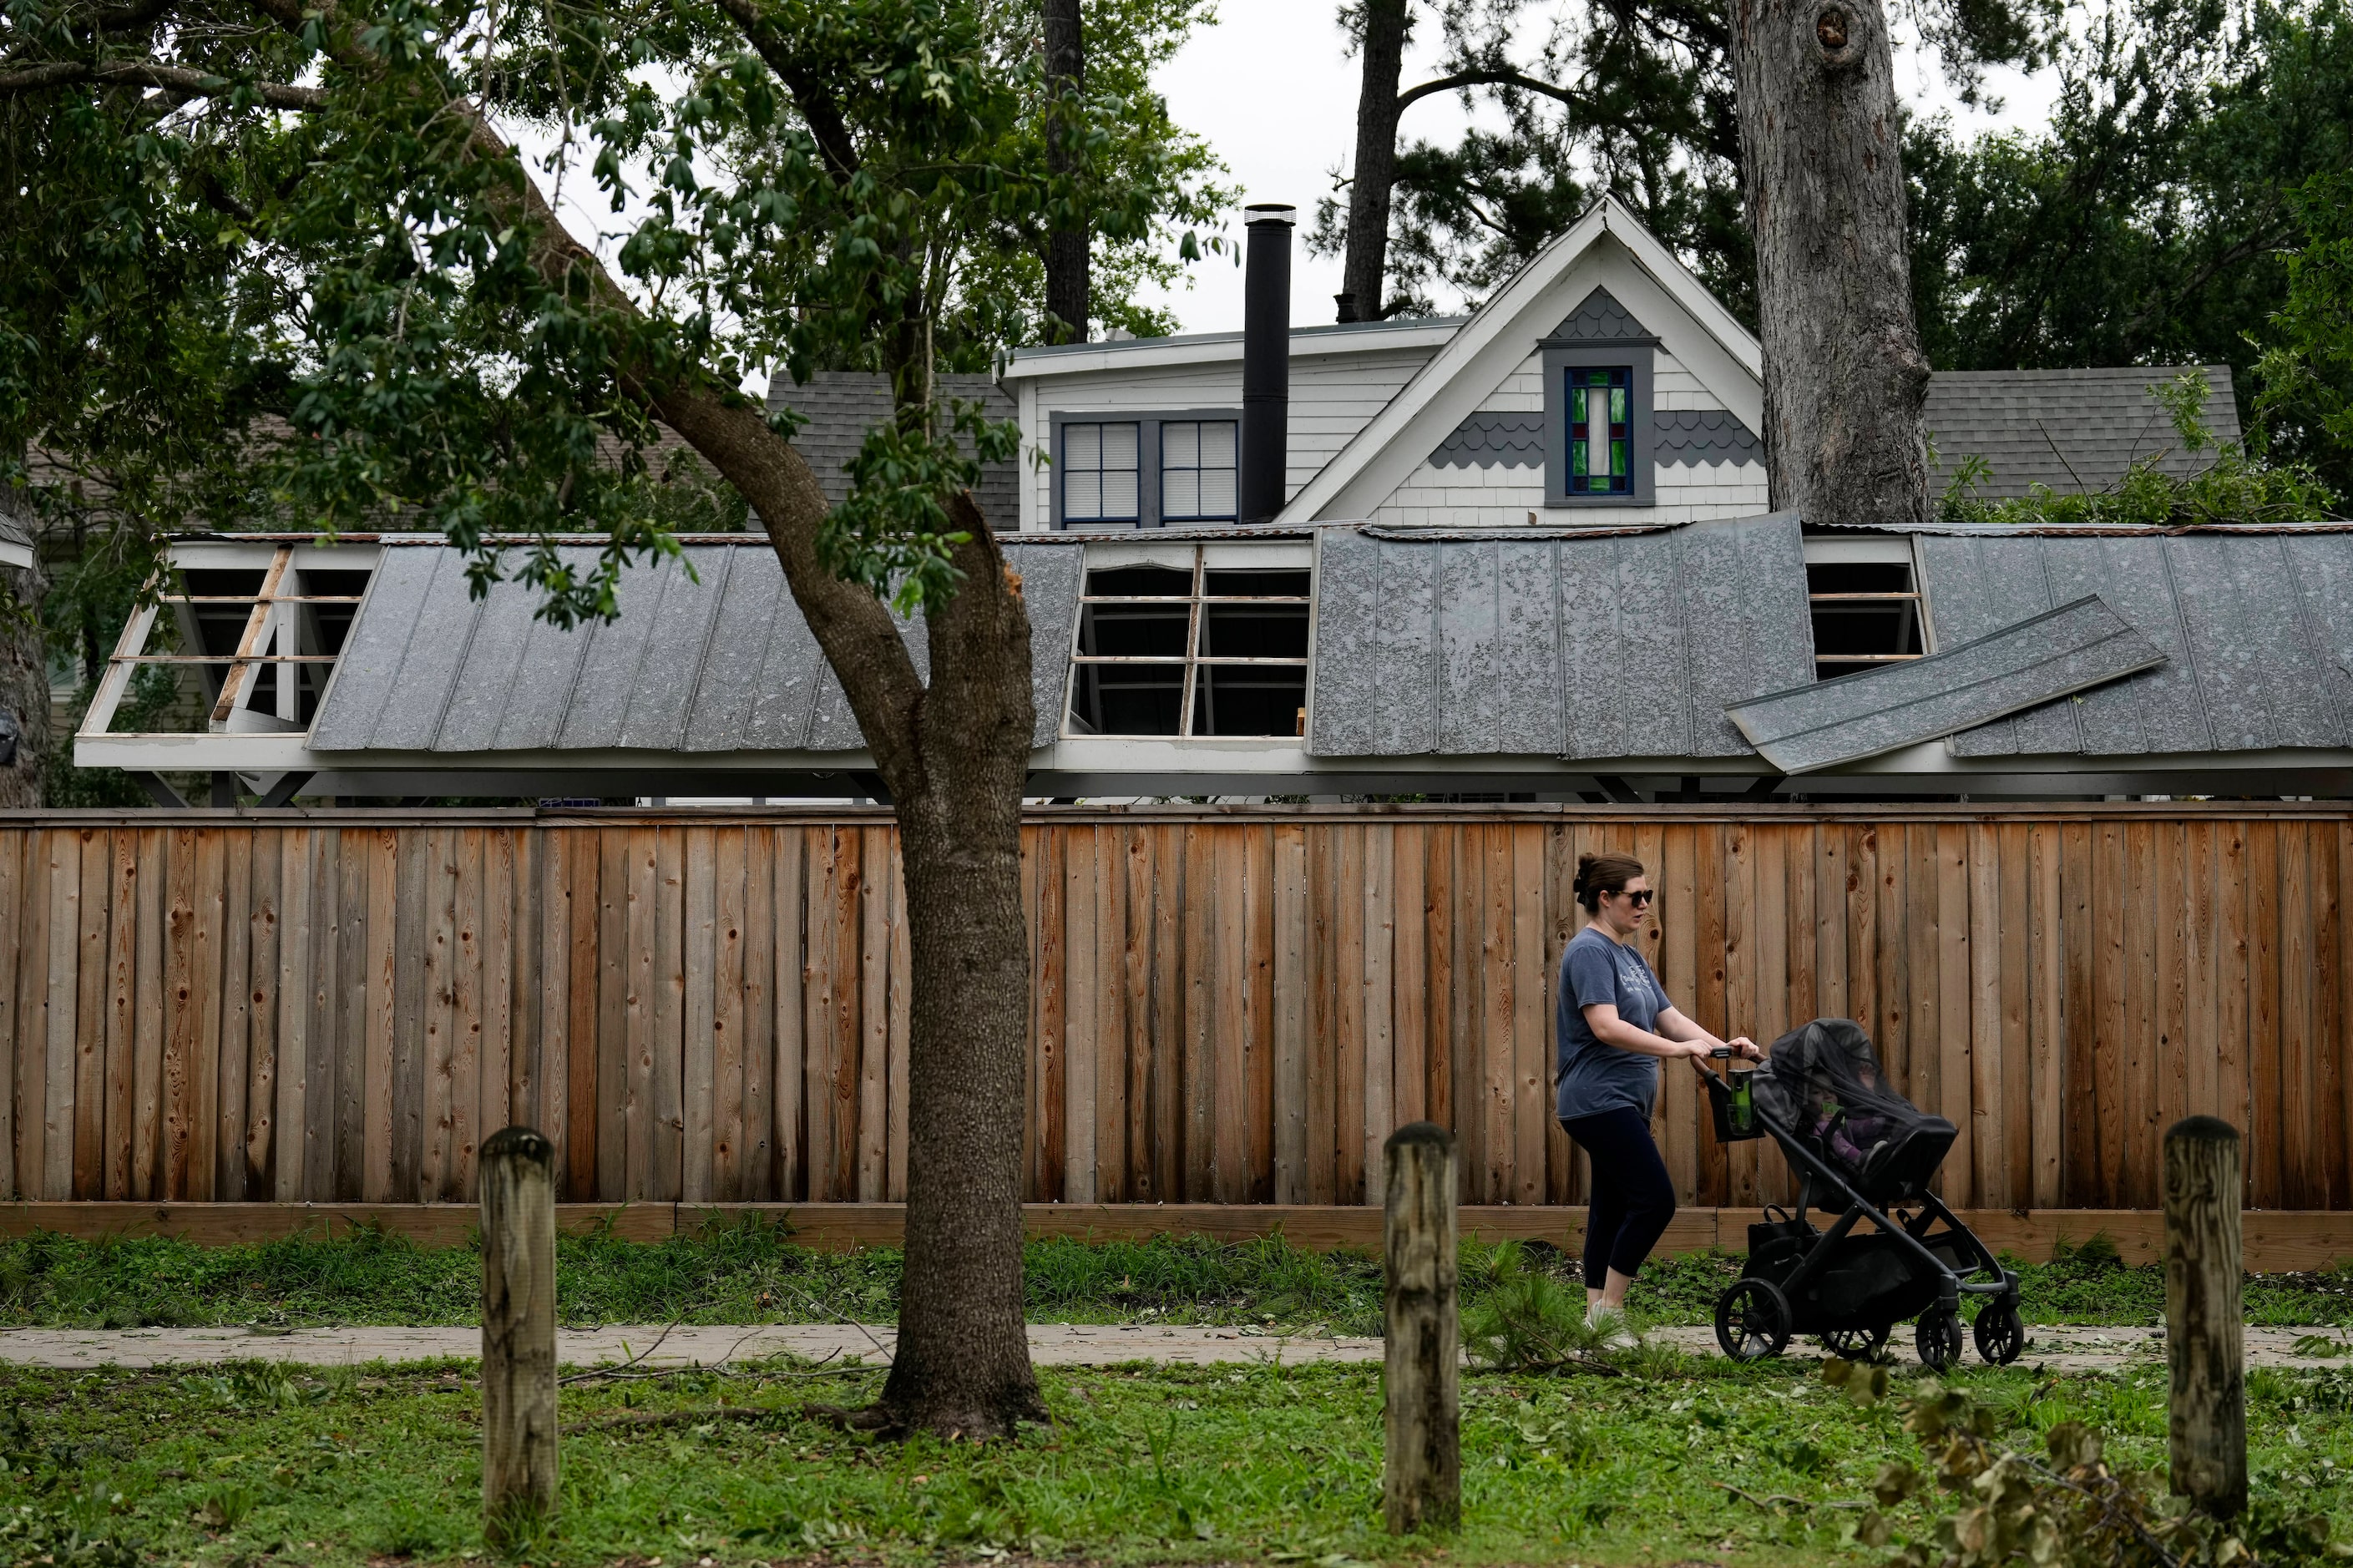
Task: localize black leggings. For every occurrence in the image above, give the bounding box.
[1561,1106,1677,1288]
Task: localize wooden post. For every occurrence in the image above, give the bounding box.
[1383,1120,1459,1534]
[2163,1115,2245,1520]
[481,1125,559,1545]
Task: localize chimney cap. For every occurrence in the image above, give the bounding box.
[1243,202,1298,226]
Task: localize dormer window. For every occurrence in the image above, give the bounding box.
[1566,368,1632,495]
[1160,421,1238,521]
[1061,422,1141,524]
[1052,410,1242,529]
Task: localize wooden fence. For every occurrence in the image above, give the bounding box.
[2,804,2349,1214]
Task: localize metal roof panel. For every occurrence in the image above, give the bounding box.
[1728,596,2166,772]
[1308,513,1812,761]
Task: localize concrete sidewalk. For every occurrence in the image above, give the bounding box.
[2,1321,2346,1373]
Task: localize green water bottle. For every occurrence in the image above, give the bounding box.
[1729,1065,1755,1136]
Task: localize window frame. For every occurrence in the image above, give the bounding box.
[1055,418,1143,526]
[1049,407,1244,529]
[1542,339,1655,508]
[1801,535,1935,680]
[1157,418,1242,524]
[1061,541,1313,738]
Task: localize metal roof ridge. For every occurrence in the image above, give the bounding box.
[1806,518,2353,535]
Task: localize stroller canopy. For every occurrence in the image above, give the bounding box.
[1753,1019,1956,1201]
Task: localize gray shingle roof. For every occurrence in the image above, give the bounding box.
[1923,366,2242,501]
[765,371,1020,529]
[1916,528,2353,756]
[1728,596,2166,772]
[1307,513,1814,759]
[311,539,1080,754]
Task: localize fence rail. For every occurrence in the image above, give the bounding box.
[3,804,2349,1211]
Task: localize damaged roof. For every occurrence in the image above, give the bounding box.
[1727,595,2168,773]
[1307,513,1817,759]
[310,540,1080,754]
[1912,525,2353,757]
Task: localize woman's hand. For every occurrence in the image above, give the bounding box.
[1728,1035,1761,1060]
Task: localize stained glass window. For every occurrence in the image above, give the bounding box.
[1566,367,1632,495]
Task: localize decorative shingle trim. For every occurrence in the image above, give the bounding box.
[1654,408,1762,467]
[1539,286,1657,346]
[1429,412,1546,469]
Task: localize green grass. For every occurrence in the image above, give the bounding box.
[3,1221,2350,1333]
[4,1353,2350,1566]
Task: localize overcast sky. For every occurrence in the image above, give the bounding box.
[1132,3,2067,335]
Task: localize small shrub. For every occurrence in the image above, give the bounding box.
[1460,1242,1614,1370]
[195,1485,257,1530]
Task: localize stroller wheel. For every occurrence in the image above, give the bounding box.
[1714,1277,1793,1362]
[1915,1308,1965,1372]
[1973,1302,2027,1365]
[1819,1323,1893,1361]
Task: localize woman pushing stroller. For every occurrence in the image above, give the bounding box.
[1556,852,1759,1344]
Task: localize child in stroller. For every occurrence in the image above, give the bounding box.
[1808,1070,1892,1180]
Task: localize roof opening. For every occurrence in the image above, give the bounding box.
[1807,559,1925,680]
[1065,552,1310,737]
[85,545,376,737]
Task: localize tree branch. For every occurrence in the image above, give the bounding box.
[1395,66,1593,117]
[0,58,326,109]
[88,0,177,33]
[710,0,860,181]
[233,0,930,783]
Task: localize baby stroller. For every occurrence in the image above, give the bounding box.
[1699,1018,2023,1369]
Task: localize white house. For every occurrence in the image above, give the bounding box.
[79,200,2348,807]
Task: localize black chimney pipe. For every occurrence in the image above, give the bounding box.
[1240,203,1295,525]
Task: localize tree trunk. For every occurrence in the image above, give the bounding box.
[875,499,1046,1436]
[1340,0,1410,322]
[1042,0,1088,344]
[655,391,1046,1439]
[0,557,51,809]
[241,0,1049,1439]
[1729,0,1930,524]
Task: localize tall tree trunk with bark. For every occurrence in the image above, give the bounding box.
[1340,0,1410,321]
[1043,0,1088,342]
[224,0,1050,1439]
[0,558,49,810]
[0,481,48,808]
[1729,0,1930,524]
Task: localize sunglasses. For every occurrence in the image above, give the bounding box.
[1619,888,1655,907]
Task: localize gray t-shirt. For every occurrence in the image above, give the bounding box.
[1556,924,1674,1121]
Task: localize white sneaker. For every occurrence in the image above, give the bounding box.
[1584,1306,1642,1352]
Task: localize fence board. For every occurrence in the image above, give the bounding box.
[1,807,2349,1212]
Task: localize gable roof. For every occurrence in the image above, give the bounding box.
[1277,196,1766,524]
[765,371,1020,529]
[1924,367,2242,500]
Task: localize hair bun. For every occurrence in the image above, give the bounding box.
[1571,851,1598,898]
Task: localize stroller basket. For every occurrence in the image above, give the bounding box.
[1705,1064,1766,1142]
